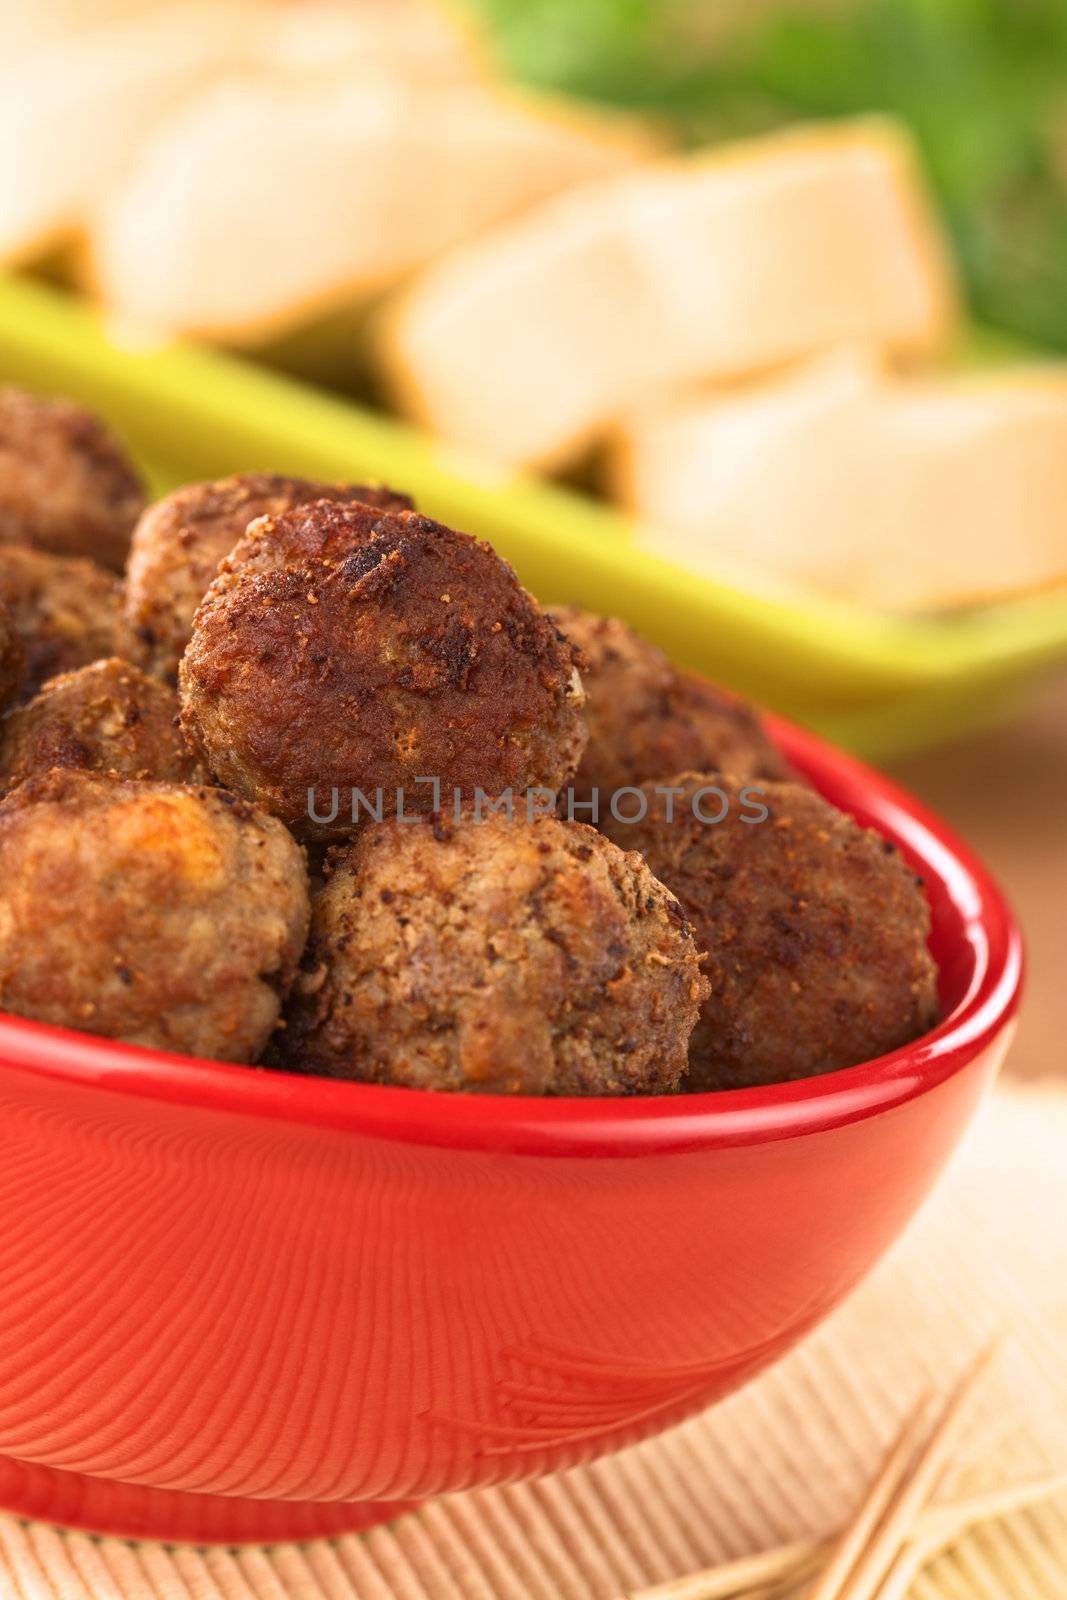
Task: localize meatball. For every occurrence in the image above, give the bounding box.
[274,809,708,1094]
[126,473,413,681]
[0,600,22,713]
[0,388,145,570]
[0,543,132,698]
[180,505,587,843]
[0,769,310,1064]
[551,607,789,806]
[0,658,204,791]
[602,773,940,1091]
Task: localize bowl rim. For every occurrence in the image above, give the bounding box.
[0,716,1023,1157]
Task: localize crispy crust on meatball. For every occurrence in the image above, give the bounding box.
[0,543,133,698]
[126,474,413,681]
[180,506,587,843]
[0,600,21,713]
[0,389,145,570]
[0,770,310,1063]
[551,607,789,803]
[274,810,708,1094]
[0,658,205,790]
[225,495,398,579]
[602,773,940,1091]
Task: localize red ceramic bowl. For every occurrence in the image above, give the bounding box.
[0,718,1021,1544]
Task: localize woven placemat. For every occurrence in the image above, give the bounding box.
[1,1081,1065,1600]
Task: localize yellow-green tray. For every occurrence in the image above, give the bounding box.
[1,272,1064,757]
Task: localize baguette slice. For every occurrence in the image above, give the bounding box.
[91,78,664,344]
[0,3,255,263]
[614,348,1067,611]
[379,120,957,471]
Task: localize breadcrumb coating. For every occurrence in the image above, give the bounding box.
[0,388,145,570]
[126,473,412,680]
[181,505,587,842]
[0,770,309,1064]
[275,809,708,1093]
[603,772,940,1090]
[0,658,204,790]
[0,543,133,698]
[551,606,789,803]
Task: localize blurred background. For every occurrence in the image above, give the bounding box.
[473,0,1067,354]
[461,0,1067,1083]
[0,0,1063,1076]
[476,0,1067,1084]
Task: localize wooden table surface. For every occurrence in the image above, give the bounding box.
[888,668,1067,1081]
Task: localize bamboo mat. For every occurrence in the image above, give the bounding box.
[1,1081,1065,1600]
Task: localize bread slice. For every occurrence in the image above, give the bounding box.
[0,4,255,263]
[91,77,664,344]
[613,348,1067,612]
[378,120,957,471]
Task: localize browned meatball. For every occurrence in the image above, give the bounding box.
[126,474,413,681]
[0,658,204,791]
[0,770,310,1063]
[0,543,133,698]
[0,388,145,570]
[602,773,940,1091]
[551,607,789,807]
[180,505,587,843]
[275,810,708,1094]
[0,600,21,713]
